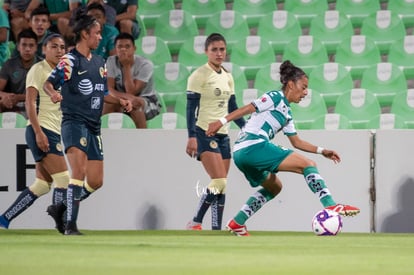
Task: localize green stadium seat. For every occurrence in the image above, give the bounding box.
[390,89,414,129]
[290,89,327,130]
[360,62,407,108]
[254,62,282,94]
[173,93,187,117]
[153,9,199,54]
[204,10,250,54]
[309,10,354,55]
[257,10,302,55]
[230,36,276,80]
[282,35,329,76]
[181,0,226,29]
[178,35,207,72]
[153,62,191,108]
[222,62,249,95]
[360,10,406,55]
[101,113,136,129]
[137,0,175,29]
[231,0,276,28]
[334,35,381,80]
[309,113,350,130]
[334,88,381,129]
[387,35,414,79]
[147,112,187,129]
[234,88,261,108]
[283,0,329,29]
[367,113,408,130]
[387,0,414,28]
[335,0,381,29]
[308,62,354,108]
[0,112,27,128]
[136,15,147,38]
[135,36,172,67]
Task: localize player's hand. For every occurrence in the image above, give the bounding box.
[120,98,133,113]
[321,149,341,164]
[50,92,62,104]
[186,137,197,158]
[205,120,223,137]
[36,131,49,152]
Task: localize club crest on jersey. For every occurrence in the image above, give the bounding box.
[80,137,87,147]
[214,88,221,96]
[209,140,218,149]
[99,66,106,78]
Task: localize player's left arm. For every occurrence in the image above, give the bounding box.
[287,134,341,163]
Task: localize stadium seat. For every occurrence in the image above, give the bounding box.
[334,35,381,80]
[173,93,187,117]
[283,0,329,29]
[231,0,276,28]
[0,112,27,128]
[390,89,414,129]
[153,62,191,108]
[290,89,327,130]
[222,62,249,95]
[360,10,406,55]
[367,113,408,130]
[335,0,381,29]
[230,36,276,80]
[309,10,354,55]
[147,112,187,129]
[309,113,350,130]
[101,113,136,129]
[204,10,250,54]
[334,88,381,129]
[253,62,283,94]
[387,35,414,79]
[153,9,199,54]
[181,0,226,29]
[282,35,329,76]
[387,0,414,28]
[178,35,207,72]
[137,0,175,29]
[135,36,172,67]
[234,88,261,108]
[257,10,302,55]
[308,62,354,108]
[360,62,407,108]
[136,15,147,38]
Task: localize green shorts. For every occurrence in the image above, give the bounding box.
[233,141,293,187]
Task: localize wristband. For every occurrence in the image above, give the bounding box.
[316,147,324,154]
[219,117,228,125]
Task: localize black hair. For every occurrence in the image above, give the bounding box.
[17,29,38,44]
[70,7,100,43]
[42,33,64,46]
[87,2,106,16]
[204,33,226,50]
[279,60,307,90]
[30,5,50,19]
[114,32,135,45]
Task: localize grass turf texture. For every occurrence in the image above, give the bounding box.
[1,230,413,275]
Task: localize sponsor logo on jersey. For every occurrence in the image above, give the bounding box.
[214,88,221,96]
[91,97,101,110]
[78,79,93,95]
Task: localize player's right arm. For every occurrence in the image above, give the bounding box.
[26,86,49,152]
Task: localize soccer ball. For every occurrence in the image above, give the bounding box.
[312,209,343,236]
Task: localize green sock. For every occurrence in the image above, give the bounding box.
[234,188,275,225]
[303,166,336,207]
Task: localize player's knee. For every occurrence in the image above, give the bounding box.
[51,171,70,189]
[29,178,51,196]
[207,178,227,194]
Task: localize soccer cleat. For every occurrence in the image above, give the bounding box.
[325,204,360,217]
[226,219,250,236]
[46,203,66,234]
[186,221,202,230]
[0,215,9,229]
[64,222,83,236]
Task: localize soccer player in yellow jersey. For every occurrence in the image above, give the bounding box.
[186,33,245,230]
[0,34,70,232]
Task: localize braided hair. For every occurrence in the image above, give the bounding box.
[279,60,307,91]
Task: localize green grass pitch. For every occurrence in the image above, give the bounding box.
[1,230,413,275]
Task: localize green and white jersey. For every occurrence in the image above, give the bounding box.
[233,90,297,152]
